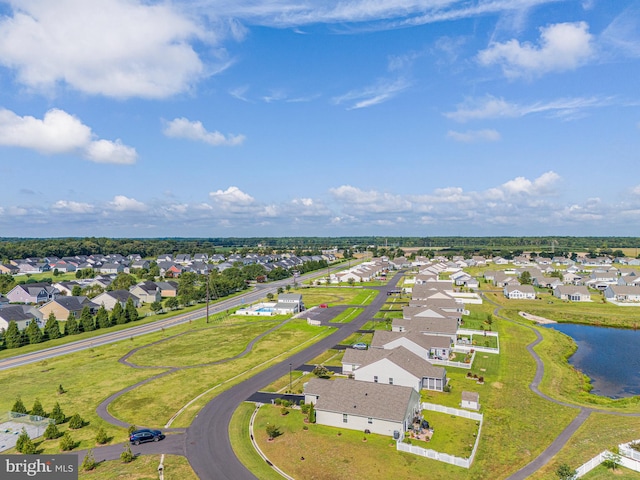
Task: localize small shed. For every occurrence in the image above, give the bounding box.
[461,391,480,411]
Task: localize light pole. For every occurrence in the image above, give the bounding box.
[289,363,292,393]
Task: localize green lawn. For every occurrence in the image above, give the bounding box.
[580,464,640,479]
[329,307,363,323]
[79,454,196,479]
[301,287,378,307]
[414,410,480,458]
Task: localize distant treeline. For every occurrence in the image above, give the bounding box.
[0,236,639,260]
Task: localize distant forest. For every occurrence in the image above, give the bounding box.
[1,236,639,260]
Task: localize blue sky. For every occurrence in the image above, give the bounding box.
[0,0,639,237]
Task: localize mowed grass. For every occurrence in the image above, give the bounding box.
[329,307,363,323]
[109,319,336,428]
[126,319,284,367]
[301,287,378,307]
[581,465,640,479]
[529,413,640,479]
[415,410,479,458]
[253,403,465,480]
[79,454,196,480]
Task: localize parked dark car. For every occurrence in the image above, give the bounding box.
[129,429,165,445]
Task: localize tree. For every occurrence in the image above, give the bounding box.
[556,463,576,480]
[120,443,135,463]
[277,287,284,294]
[31,398,46,417]
[44,312,61,340]
[266,293,274,301]
[125,298,139,323]
[112,302,126,325]
[165,297,179,310]
[5,320,24,349]
[96,305,111,329]
[95,426,109,445]
[25,320,44,344]
[64,314,80,335]
[80,306,95,332]
[81,449,97,471]
[150,301,163,315]
[69,413,85,429]
[71,285,82,297]
[12,396,27,414]
[109,273,137,291]
[519,271,532,285]
[44,423,61,440]
[50,402,65,424]
[266,424,282,440]
[307,402,315,423]
[347,278,355,287]
[59,431,76,451]
[603,449,622,471]
[16,428,30,453]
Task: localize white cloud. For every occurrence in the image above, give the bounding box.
[500,171,560,195]
[163,117,245,146]
[108,195,147,212]
[447,129,501,142]
[632,185,640,196]
[333,78,410,110]
[0,0,206,98]
[478,22,594,78]
[52,200,94,213]
[0,107,137,163]
[209,186,255,206]
[330,185,412,212]
[85,139,138,165]
[445,95,614,122]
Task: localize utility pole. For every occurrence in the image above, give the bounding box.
[206,273,209,323]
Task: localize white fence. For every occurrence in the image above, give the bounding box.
[575,451,611,477]
[574,440,640,477]
[396,403,483,469]
[456,329,500,354]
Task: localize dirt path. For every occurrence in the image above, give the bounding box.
[519,311,557,324]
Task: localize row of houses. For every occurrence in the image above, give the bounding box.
[303,263,481,438]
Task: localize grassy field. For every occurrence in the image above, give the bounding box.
[414,409,480,458]
[329,307,363,323]
[109,318,336,428]
[300,287,378,307]
[79,454,196,479]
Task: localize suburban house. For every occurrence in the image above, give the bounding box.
[304,377,421,438]
[370,330,452,361]
[53,281,82,296]
[6,283,59,304]
[341,346,447,392]
[38,296,99,320]
[0,295,8,306]
[408,297,465,314]
[274,293,304,314]
[92,290,141,310]
[155,281,178,297]
[99,263,124,274]
[553,285,592,302]
[504,285,536,300]
[392,317,458,342]
[604,285,640,303]
[403,305,461,323]
[0,305,44,331]
[129,282,162,304]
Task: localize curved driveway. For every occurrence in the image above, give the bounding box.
[184,274,403,479]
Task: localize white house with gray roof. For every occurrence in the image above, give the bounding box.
[304,377,420,438]
[553,285,592,302]
[392,317,458,342]
[370,330,452,361]
[503,285,536,300]
[342,346,447,392]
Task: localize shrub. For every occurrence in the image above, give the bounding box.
[82,449,97,471]
[120,443,135,463]
[266,424,282,440]
[68,414,85,429]
[31,398,46,417]
[44,423,61,440]
[21,437,37,454]
[128,425,137,436]
[280,407,289,416]
[274,398,282,406]
[443,384,451,393]
[59,432,76,451]
[96,427,109,445]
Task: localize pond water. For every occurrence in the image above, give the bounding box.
[546,323,640,398]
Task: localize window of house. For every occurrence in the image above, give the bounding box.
[373,376,378,383]
[367,417,373,424]
[389,378,393,385]
[343,414,348,423]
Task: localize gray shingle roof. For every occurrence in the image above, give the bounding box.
[343,346,445,379]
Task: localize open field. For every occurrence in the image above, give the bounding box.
[79,454,196,480]
[329,307,363,323]
[300,287,378,307]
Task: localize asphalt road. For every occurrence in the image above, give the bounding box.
[184,273,403,480]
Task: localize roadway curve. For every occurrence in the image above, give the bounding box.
[184,274,403,479]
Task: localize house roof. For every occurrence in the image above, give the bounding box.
[392,317,458,336]
[43,296,95,311]
[370,330,451,350]
[342,346,445,380]
[462,391,479,403]
[0,305,41,322]
[304,377,416,422]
